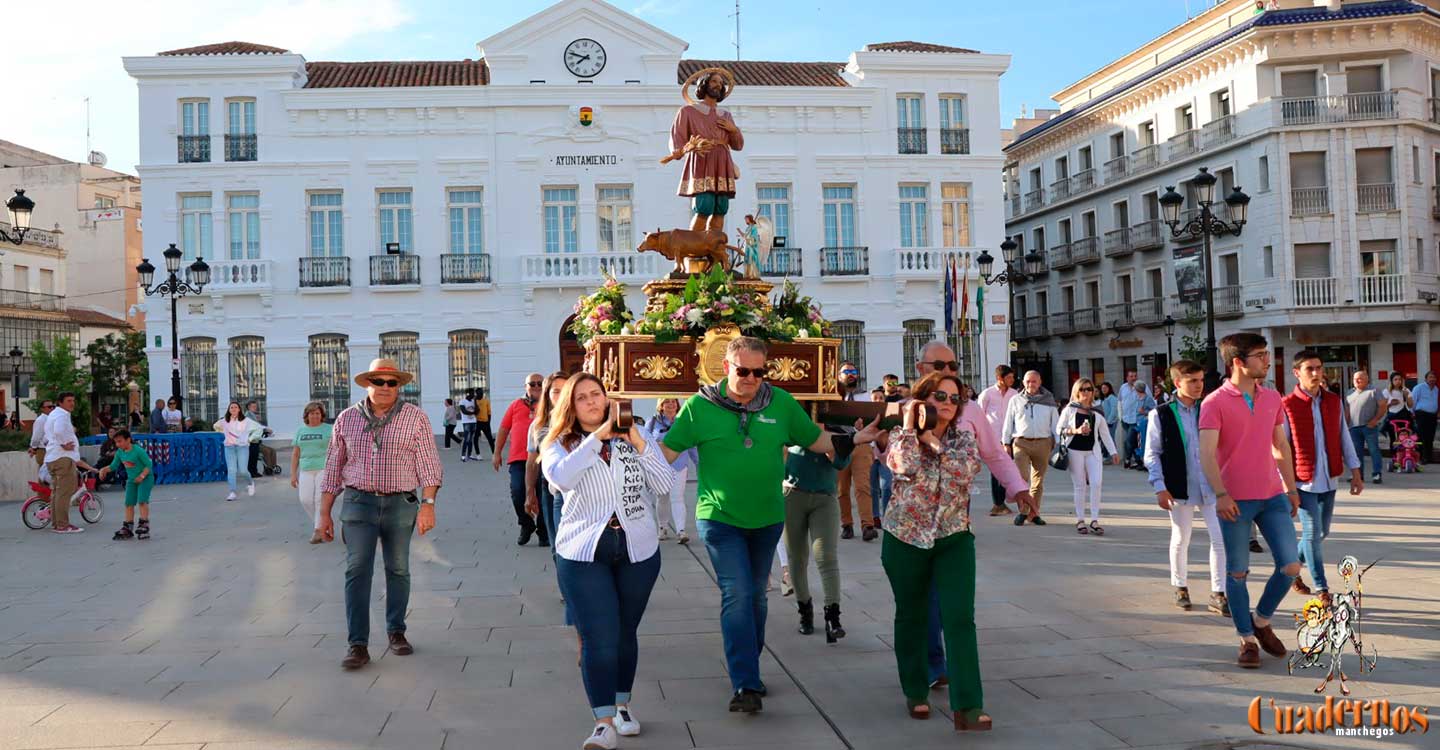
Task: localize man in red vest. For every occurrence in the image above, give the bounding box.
[1280,350,1363,602]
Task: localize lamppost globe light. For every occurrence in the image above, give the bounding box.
[1159,186,1184,227]
[975,249,995,278]
[1000,237,1018,263]
[136,258,156,289]
[8,346,22,360]
[5,189,34,231]
[1225,186,1251,226]
[188,257,211,288]
[1193,167,1217,205]
[162,243,184,274]
[1162,314,1176,338]
[1023,249,1044,277]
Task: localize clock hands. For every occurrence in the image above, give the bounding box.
[568,52,591,63]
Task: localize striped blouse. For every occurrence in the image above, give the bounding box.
[542,432,674,563]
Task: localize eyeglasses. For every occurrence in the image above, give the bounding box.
[368,378,401,388]
[729,364,766,379]
[1079,386,1095,392]
[926,360,960,372]
[1244,351,1272,362]
[526,381,543,387]
[840,369,859,376]
[930,392,962,405]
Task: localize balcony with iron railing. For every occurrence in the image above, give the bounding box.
[1174,287,1242,320]
[1292,277,1337,308]
[1104,227,1133,258]
[1050,311,1076,336]
[1012,316,1034,339]
[440,253,493,284]
[1278,90,1396,126]
[1107,302,1135,330]
[1130,219,1164,251]
[1131,143,1161,172]
[1049,177,1072,203]
[299,257,351,289]
[758,248,803,278]
[1290,187,1330,217]
[820,246,869,277]
[0,289,65,312]
[1071,169,1096,194]
[1201,115,1236,148]
[521,252,662,286]
[1359,274,1406,305]
[1166,129,1200,160]
[1070,236,1100,265]
[1073,306,1103,333]
[1026,315,1050,338]
[1103,154,1129,182]
[940,128,970,154]
[225,134,257,162]
[206,259,273,294]
[1133,297,1165,326]
[1049,242,1074,270]
[370,254,421,287]
[177,135,210,163]
[1008,194,1021,217]
[897,128,927,154]
[1024,188,1045,212]
[1356,183,1397,213]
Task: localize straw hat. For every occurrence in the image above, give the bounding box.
[354,357,415,387]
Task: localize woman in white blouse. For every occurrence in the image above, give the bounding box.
[213,401,262,501]
[541,373,674,750]
[1055,378,1119,536]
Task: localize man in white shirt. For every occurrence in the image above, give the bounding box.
[163,398,183,433]
[44,393,83,533]
[977,365,1018,517]
[458,389,479,462]
[1002,371,1060,525]
[28,399,54,468]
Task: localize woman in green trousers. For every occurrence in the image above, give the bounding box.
[882,371,1032,730]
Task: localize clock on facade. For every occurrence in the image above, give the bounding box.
[564,38,606,78]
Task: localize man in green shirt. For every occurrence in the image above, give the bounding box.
[662,336,846,713]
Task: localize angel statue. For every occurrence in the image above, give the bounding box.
[661,67,743,234]
[737,214,775,279]
[1288,555,1379,695]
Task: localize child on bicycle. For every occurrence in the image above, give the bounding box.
[98,429,154,540]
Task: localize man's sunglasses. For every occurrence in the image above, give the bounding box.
[526,381,544,387]
[840,369,860,376]
[926,360,960,372]
[730,364,766,379]
[369,378,401,388]
[930,392,963,404]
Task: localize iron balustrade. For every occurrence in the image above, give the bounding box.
[1201,115,1236,148]
[370,254,421,285]
[1103,154,1129,181]
[1279,91,1397,125]
[1107,303,1135,330]
[1166,129,1199,160]
[440,253,492,284]
[1070,236,1100,264]
[1071,169,1096,194]
[1131,144,1161,172]
[1050,312,1075,336]
[1290,187,1330,216]
[0,289,65,311]
[1356,183,1396,213]
[1133,297,1165,326]
[1024,188,1045,212]
[940,128,970,154]
[1073,307,1102,333]
[1049,177,1072,203]
[1049,242,1073,269]
[177,135,210,163]
[758,248,803,277]
[820,246,869,276]
[897,128,927,154]
[299,257,351,288]
[1130,219,1164,250]
[224,134,257,162]
[1103,227,1133,257]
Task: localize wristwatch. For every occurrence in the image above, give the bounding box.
[420,497,435,506]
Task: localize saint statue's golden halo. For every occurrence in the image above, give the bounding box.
[681,67,738,106]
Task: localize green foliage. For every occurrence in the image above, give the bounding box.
[0,429,33,452]
[569,273,634,345]
[85,332,148,406]
[25,336,92,437]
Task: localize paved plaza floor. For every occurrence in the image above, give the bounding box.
[1,445,1437,750]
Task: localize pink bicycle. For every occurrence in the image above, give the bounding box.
[22,470,104,530]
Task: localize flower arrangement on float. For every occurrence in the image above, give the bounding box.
[569,274,635,345]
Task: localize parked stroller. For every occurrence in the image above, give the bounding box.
[251,426,281,476]
[1390,420,1423,474]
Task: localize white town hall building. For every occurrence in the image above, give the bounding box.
[124,0,1010,433]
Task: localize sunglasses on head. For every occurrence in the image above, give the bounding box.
[729,364,766,379]
[927,360,960,372]
[369,378,401,388]
[930,391,962,405]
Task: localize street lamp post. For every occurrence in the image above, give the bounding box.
[136,244,210,427]
[1162,314,1176,368]
[976,238,1047,359]
[2,189,36,246]
[1159,168,1249,391]
[8,346,23,429]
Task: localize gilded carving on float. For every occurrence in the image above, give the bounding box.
[602,348,620,392]
[694,324,741,386]
[765,357,810,382]
[633,355,685,380]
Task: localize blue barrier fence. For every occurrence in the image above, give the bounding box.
[80,433,227,485]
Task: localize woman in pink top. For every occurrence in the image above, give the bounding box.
[214,401,262,501]
[881,372,1031,731]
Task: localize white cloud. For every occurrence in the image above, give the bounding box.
[5,0,414,174]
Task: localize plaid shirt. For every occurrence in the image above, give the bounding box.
[321,401,444,496]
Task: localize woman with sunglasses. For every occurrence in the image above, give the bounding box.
[882,371,1031,731]
[542,373,674,750]
[1057,378,1120,536]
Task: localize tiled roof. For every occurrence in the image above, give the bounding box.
[303,60,490,88]
[1008,0,1433,151]
[302,60,489,88]
[159,42,290,56]
[864,41,978,54]
[678,59,848,88]
[67,308,130,328]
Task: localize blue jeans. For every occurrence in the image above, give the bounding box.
[872,460,894,517]
[1297,489,1336,591]
[341,490,419,646]
[1350,425,1382,475]
[1218,493,1299,637]
[927,587,945,683]
[697,519,784,692]
[539,481,559,545]
[222,444,248,492]
[1122,421,1139,463]
[1133,419,1149,463]
[556,527,661,720]
[461,423,478,458]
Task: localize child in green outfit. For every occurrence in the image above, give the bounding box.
[98,429,154,540]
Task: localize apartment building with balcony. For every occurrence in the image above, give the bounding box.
[123,0,1011,432]
[1004,0,1440,391]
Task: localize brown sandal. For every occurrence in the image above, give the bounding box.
[1076,521,1089,535]
[907,701,931,720]
[1089,521,1105,536]
[954,710,992,731]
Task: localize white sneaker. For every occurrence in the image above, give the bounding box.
[226,491,237,501]
[658,528,670,541]
[247,484,256,496]
[582,722,618,749]
[615,706,640,736]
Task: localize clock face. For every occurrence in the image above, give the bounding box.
[564,38,606,78]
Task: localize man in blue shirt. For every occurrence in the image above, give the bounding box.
[1412,370,1438,465]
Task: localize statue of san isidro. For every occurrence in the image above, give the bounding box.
[664,68,744,234]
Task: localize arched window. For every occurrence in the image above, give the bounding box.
[309,334,350,420]
[228,336,267,422]
[901,319,935,380]
[181,337,219,426]
[448,329,489,402]
[559,315,584,375]
[379,331,422,406]
[831,320,866,388]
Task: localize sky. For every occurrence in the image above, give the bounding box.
[6,0,1215,175]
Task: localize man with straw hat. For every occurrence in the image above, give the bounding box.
[318,357,443,671]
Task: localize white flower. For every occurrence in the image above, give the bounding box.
[685,307,705,324]
[620,324,634,335]
[796,329,810,339]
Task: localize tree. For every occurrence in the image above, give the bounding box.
[85,332,148,412]
[1178,315,1207,364]
[27,336,92,437]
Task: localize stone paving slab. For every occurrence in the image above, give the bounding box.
[0,445,1436,749]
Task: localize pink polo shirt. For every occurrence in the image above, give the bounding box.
[976,384,1018,441]
[1198,380,1286,501]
